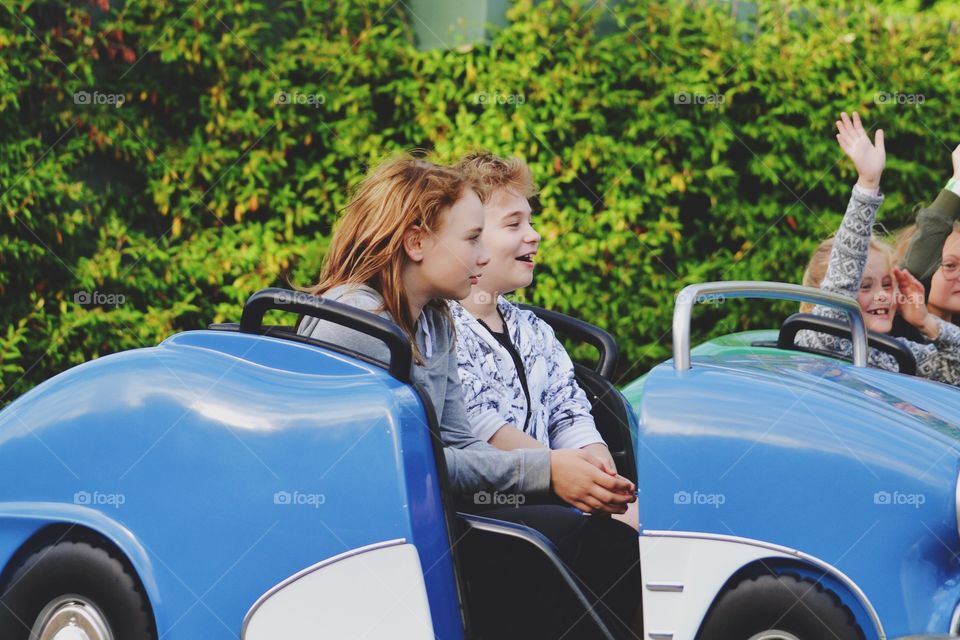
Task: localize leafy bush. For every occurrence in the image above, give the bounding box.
[3,0,959,402]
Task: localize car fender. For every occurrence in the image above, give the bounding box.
[640,530,884,639]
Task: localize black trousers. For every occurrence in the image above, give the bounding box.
[457,503,642,640]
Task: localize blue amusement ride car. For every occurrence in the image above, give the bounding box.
[0,281,959,640]
[625,281,960,640]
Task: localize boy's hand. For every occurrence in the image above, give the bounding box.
[550,449,636,514]
[581,442,617,475]
[836,111,885,192]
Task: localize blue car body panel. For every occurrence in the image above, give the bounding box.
[0,330,462,639]
[627,346,960,637]
[8,311,960,638]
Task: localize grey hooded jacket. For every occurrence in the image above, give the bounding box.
[297,283,552,498]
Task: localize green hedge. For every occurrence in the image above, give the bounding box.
[2,0,960,402]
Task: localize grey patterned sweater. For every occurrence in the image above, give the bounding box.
[797,185,960,384]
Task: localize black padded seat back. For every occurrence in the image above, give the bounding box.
[571,362,638,484]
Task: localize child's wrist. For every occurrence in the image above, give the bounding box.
[920,314,940,339]
[856,177,881,194]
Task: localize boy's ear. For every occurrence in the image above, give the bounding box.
[402,225,425,263]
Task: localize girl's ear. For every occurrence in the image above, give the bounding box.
[402,225,425,263]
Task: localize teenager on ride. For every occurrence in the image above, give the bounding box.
[296,155,641,638]
[450,151,640,533]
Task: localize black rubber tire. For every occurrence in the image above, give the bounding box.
[697,573,865,640]
[0,540,155,640]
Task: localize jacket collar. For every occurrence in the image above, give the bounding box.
[450,297,518,356]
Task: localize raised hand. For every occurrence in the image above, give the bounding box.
[836,111,885,192]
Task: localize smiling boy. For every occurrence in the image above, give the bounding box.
[450,152,639,521]
[449,150,643,635]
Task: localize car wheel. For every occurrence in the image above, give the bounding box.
[697,573,864,640]
[0,540,155,640]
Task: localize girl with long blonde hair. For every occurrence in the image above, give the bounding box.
[296,154,641,638]
[797,113,960,384]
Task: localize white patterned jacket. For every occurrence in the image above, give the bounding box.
[450,297,605,449]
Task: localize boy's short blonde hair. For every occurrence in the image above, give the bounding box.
[454,151,536,204]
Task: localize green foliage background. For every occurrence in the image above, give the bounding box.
[2,0,959,401]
